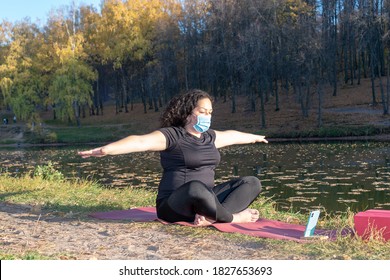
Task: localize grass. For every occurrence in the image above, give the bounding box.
[50,126,125,143]
[22,122,155,144]
[22,125,130,144]
[266,125,386,138]
[1,164,390,260]
[0,139,18,145]
[0,251,52,260]
[0,170,156,214]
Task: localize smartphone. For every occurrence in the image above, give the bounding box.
[304,210,320,237]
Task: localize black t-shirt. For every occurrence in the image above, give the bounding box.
[157,126,221,201]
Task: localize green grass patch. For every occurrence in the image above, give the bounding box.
[0,251,52,260]
[309,125,380,137]
[0,139,18,145]
[0,175,156,214]
[266,125,386,139]
[0,164,156,214]
[49,126,126,143]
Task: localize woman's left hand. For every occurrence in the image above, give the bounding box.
[253,135,268,144]
[78,147,106,158]
[215,130,268,148]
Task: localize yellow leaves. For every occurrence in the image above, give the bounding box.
[20,56,32,69]
[0,77,13,97]
[48,56,97,122]
[0,34,33,101]
[53,33,88,64]
[0,0,181,122]
[276,0,314,25]
[102,0,130,27]
[51,18,87,64]
[97,0,169,64]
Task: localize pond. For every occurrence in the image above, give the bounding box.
[1,141,389,214]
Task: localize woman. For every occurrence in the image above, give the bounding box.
[78,89,268,226]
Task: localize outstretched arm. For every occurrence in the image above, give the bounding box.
[214,130,268,149]
[78,130,166,158]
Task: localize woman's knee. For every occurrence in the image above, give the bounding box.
[241,176,262,194]
[186,180,214,201]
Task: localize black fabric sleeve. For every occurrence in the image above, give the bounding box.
[158,127,180,151]
[207,129,216,143]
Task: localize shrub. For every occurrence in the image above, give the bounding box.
[33,162,64,182]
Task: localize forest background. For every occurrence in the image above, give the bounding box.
[2,0,390,262]
[1,0,390,143]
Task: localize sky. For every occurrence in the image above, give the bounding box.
[0,0,103,24]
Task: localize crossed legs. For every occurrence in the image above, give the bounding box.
[156,176,262,225]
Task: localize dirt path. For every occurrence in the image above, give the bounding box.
[0,202,288,260]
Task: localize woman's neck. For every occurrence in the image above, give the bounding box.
[184,125,202,138]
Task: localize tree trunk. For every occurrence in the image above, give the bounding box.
[299,83,310,118]
[332,1,338,96]
[274,77,280,111]
[52,104,57,120]
[381,58,389,115]
[73,101,80,127]
[370,49,378,106]
[387,56,390,115]
[120,67,129,113]
[357,51,362,85]
[259,80,266,129]
[317,81,323,128]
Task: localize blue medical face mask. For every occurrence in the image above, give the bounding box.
[193,114,211,133]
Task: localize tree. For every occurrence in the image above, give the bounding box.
[153,0,182,103]
[47,5,97,126]
[97,0,168,113]
[78,3,106,116]
[0,20,44,123]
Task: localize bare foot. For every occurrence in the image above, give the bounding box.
[231,209,259,223]
[194,214,215,226]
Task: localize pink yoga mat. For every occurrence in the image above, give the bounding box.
[90,207,158,221]
[89,207,350,242]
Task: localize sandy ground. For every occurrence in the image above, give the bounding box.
[0,202,294,260]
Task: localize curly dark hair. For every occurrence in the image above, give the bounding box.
[160,89,213,128]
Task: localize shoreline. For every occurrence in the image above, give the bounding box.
[1,134,390,148]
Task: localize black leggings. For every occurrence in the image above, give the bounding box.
[156,176,262,223]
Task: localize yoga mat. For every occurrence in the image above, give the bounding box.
[90,207,158,222]
[90,207,350,242]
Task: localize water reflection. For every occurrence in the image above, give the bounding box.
[1,142,389,214]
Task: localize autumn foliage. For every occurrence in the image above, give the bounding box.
[0,0,389,127]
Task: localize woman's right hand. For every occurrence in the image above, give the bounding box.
[77,147,106,158]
